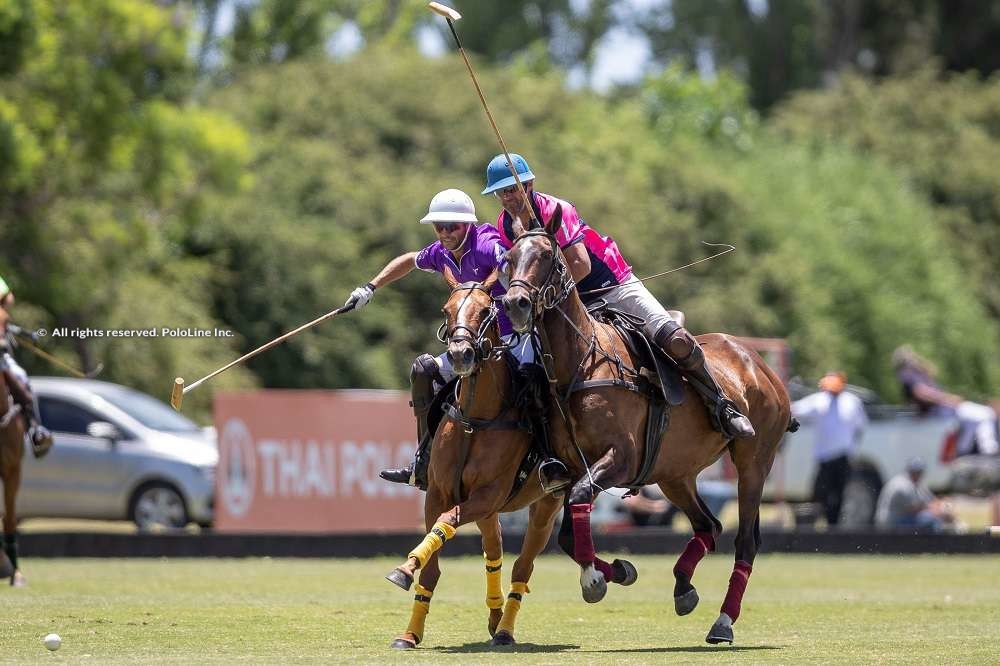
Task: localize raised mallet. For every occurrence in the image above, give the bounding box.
[427,2,538,227]
[170,303,355,411]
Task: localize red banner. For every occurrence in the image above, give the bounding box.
[213,390,423,533]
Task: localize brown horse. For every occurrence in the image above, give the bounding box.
[0,353,27,587]
[501,208,794,645]
[386,269,608,648]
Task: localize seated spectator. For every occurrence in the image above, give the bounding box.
[892,345,998,456]
[876,458,955,532]
[621,486,677,527]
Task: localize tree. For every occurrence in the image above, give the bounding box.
[0,0,254,420]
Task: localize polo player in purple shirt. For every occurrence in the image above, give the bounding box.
[344,189,558,491]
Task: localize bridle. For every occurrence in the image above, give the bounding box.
[436,280,526,505]
[437,281,508,368]
[506,229,576,327]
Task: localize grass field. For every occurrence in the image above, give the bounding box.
[1,554,998,664]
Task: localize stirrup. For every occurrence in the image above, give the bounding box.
[538,458,570,495]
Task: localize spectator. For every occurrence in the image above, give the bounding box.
[791,371,867,527]
[875,458,955,532]
[621,486,678,527]
[892,345,998,457]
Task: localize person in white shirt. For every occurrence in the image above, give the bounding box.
[791,371,868,527]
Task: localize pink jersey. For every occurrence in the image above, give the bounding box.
[494,191,632,296]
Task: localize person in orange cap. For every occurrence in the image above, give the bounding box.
[792,371,868,527]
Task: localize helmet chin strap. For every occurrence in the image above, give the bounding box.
[448,224,473,259]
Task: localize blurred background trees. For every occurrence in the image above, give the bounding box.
[2,0,998,420]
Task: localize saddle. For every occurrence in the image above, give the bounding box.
[587,302,685,407]
[582,303,688,489]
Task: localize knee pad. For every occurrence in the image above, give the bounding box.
[654,323,702,369]
[410,354,443,386]
[410,354,443,413]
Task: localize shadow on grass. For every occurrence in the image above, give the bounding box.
[432,642,579,653]
[431,643,783,654]
[593,645,785,654]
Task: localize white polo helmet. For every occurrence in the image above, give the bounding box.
[420,188,478,224]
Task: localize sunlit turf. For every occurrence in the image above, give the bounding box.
[1,554,998,664]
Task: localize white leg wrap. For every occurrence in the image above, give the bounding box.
[580,564,603,588]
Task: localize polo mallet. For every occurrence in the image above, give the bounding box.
[15,336,104,379]
[170,303,355,411]
[427,2,538,228]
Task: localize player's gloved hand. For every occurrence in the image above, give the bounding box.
[345,283,376,310]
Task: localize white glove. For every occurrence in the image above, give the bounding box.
[345,283,375,310]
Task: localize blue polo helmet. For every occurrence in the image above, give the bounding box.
[482,153,535,195]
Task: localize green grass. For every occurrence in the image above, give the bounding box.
[1,555,998,664]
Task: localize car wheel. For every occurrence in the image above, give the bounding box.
[129,482,189,531]
[839,472,881,527]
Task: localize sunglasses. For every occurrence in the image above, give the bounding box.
[434,222,464,233]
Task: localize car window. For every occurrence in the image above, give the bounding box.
[39,397,104,435]
[88,386,201,433]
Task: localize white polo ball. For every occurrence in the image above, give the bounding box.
[43,633,61,651]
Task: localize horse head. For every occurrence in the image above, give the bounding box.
[501,204,572,332]
[440,267,501,377]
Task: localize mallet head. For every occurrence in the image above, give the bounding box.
[428,2,461,21]
[170,377,185,411]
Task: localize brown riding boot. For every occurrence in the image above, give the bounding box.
[654,323,755,439]
[3,369,54,457]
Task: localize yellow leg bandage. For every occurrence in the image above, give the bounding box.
[408,522,457,568]
[484,554,504,609]
[404,583,433,644]
[497,581,530,635]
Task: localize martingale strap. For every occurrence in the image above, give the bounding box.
[443,403,524,431]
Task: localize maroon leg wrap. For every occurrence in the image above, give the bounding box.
[593,558,614,580]
[720,560,753,622]
[673,531,715,579]
[570,503,596,565]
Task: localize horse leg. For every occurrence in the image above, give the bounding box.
[387,483,508,590]
[706,445,771,645]
[3,463,25,587]
[389,491,449,649]
[557,449,638,603]
[387,488,453,591]
[659,479,722,616]
[391,549,443,649]
[492,493,562,646]
[476,514,504,638]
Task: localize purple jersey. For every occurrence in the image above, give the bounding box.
[415,223,513,336]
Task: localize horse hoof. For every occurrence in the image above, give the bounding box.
[10,571,26,588]
[490,631,516,646]
[674,588,699,616]
[580,570,607,604]
[611,558,638,586]
[385,568,413,591]
[705,621,734,645]
[390,638,417,650]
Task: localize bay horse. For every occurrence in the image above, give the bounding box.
[501,208,794,645]
[0,351,27,587]
[384,269,636,648]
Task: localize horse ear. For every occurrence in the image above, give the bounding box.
[442,266,459,289]
[545,204,562,235]
[511,216,527,238]
[481,269,500,291]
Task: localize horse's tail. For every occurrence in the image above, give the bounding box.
[787,417,800,433]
